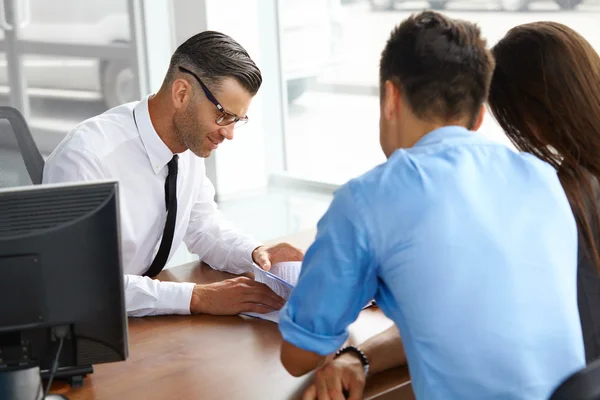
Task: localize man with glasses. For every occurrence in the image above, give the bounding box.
[43,31,303,317]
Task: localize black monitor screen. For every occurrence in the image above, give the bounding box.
[0,181,128,375]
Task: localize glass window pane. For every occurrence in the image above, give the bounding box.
[279,0,600,185]
[0,0,138,156]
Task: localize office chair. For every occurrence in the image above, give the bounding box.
[549,357,600,400]
[0,106,44,187]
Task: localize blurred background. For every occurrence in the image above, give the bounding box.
[1,0,598,263]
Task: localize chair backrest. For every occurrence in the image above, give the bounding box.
[550,358,600,400]
[0,106,44,187]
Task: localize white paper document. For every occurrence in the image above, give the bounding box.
[241,261,375,324]
[242,261,302,324]
[268,261,301,287]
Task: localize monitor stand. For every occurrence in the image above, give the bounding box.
[41,365,94,388]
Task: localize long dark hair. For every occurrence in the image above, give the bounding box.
[488,21,600,273]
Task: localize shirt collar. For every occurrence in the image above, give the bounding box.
[412,125,474,148]
[133,95,175,175]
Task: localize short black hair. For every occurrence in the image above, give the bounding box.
[166,31,262,95]
[380,11,495,127]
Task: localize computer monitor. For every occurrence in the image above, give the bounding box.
[0,181,128,399]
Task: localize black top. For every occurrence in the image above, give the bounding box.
[578,236,600,363]
[577,176,600,363]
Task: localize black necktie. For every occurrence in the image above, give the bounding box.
[144,155,179,278]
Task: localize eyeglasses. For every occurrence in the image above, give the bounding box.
[178,66,248,128]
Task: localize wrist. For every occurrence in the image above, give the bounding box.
[335,346,370,377]
[336,352,364,371]
[190,284,205,314]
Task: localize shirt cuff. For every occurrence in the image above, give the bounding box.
[156,281,195,315]
[234,238,263,271]
[278,303,349,356]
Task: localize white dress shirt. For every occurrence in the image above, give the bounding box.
[43,95,262,317]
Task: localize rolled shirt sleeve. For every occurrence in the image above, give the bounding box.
[279,182,378,355]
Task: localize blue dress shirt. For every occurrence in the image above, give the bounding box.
[279,126,585,400]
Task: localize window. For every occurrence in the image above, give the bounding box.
[0,0,147,156]
[278,0,600,185]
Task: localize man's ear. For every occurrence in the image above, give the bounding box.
[473,104,486,131]
[171,79,191,110]
[383,80,401,122]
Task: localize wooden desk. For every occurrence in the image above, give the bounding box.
[56,230,414,400]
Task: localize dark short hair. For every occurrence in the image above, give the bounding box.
[380,11,494,128]
[166,31,262,95]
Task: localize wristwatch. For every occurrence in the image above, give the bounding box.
[334,345,370,377]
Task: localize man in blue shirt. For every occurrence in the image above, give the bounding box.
[278,11,585,400]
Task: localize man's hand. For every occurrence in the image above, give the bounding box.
[303,354,366,400]
[252,242,304,271]
[190,277,285,315]
[303,326,406,399]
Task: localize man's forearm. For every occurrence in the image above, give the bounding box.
[359,326,406,375]
[281,341,335,377]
